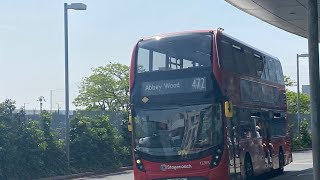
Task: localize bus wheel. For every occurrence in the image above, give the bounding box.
[277,150,284,175]
[244,155,254,180]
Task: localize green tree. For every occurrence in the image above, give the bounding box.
[0,100,67,179]
[0,99,47,179]
[286,91,310,114]
[74,62,129,112]
[13,121,47,179]
[292,119,312,149]
[74,62,132,157]
[284,75,296,87]
[74,62,132,167]
[40,111,67,176]
[284,76,310,114]
[300,120,312,147]
[70,115,129,170]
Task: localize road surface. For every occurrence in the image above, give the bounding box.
[272,150,313,180]
[77,150,313,180]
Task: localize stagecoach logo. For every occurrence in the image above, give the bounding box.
[160,164,192,171]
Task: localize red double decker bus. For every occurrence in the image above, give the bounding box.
[128,30,292,180]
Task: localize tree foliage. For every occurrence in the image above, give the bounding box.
[0,62,133,179]
[70,115,130,170]
[284,75,296,87]
[292,119,312,149]
[300,120,312,147]
[286,90,310,114]
[74,63,129,112]
[0,100,67,179]
[74,62,132,162]
[284,76,310,114]
[0,98,132,179]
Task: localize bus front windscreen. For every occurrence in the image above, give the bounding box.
[136,33,212,73]
[133,104,223,160]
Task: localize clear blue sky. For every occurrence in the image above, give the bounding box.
[0,0,309,110]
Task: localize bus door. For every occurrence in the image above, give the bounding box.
[227,115,241,179]
[259,115,273,169]
[236,110,267,176]
[254,116,272,172]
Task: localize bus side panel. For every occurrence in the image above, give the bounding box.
[220,70,241,105]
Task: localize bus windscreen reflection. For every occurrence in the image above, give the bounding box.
[134,104,223,156]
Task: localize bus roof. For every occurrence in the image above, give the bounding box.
[220,31,281,62]
[140,30,281,63]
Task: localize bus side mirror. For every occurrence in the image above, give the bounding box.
[224,101,233,118]
[128,115,133,132]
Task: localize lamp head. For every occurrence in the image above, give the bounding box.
[67,3,87,10]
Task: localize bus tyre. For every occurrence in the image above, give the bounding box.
[277,150,284,175]
[244,155,253,180]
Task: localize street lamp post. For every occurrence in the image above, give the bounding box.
[296,53,309,136]
[64,2,87,168]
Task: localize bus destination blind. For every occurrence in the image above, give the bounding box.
[141,77,206,96]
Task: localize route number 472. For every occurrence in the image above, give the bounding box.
[192,78,206,90]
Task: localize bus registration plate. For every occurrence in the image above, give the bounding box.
[167,178,187,180]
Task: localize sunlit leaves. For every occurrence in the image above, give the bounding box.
[284,76,310,114]
[74,62,129,112]
[286,90,310,114]
[284,76,296,87]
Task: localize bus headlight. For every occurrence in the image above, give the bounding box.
[134,152,146,172]
[210,145,224,168]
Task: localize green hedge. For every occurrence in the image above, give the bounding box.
[0,100,131,179]
[292,119,312,150]
[70,115,131,171]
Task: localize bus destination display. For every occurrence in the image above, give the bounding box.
[141,77,206,96]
